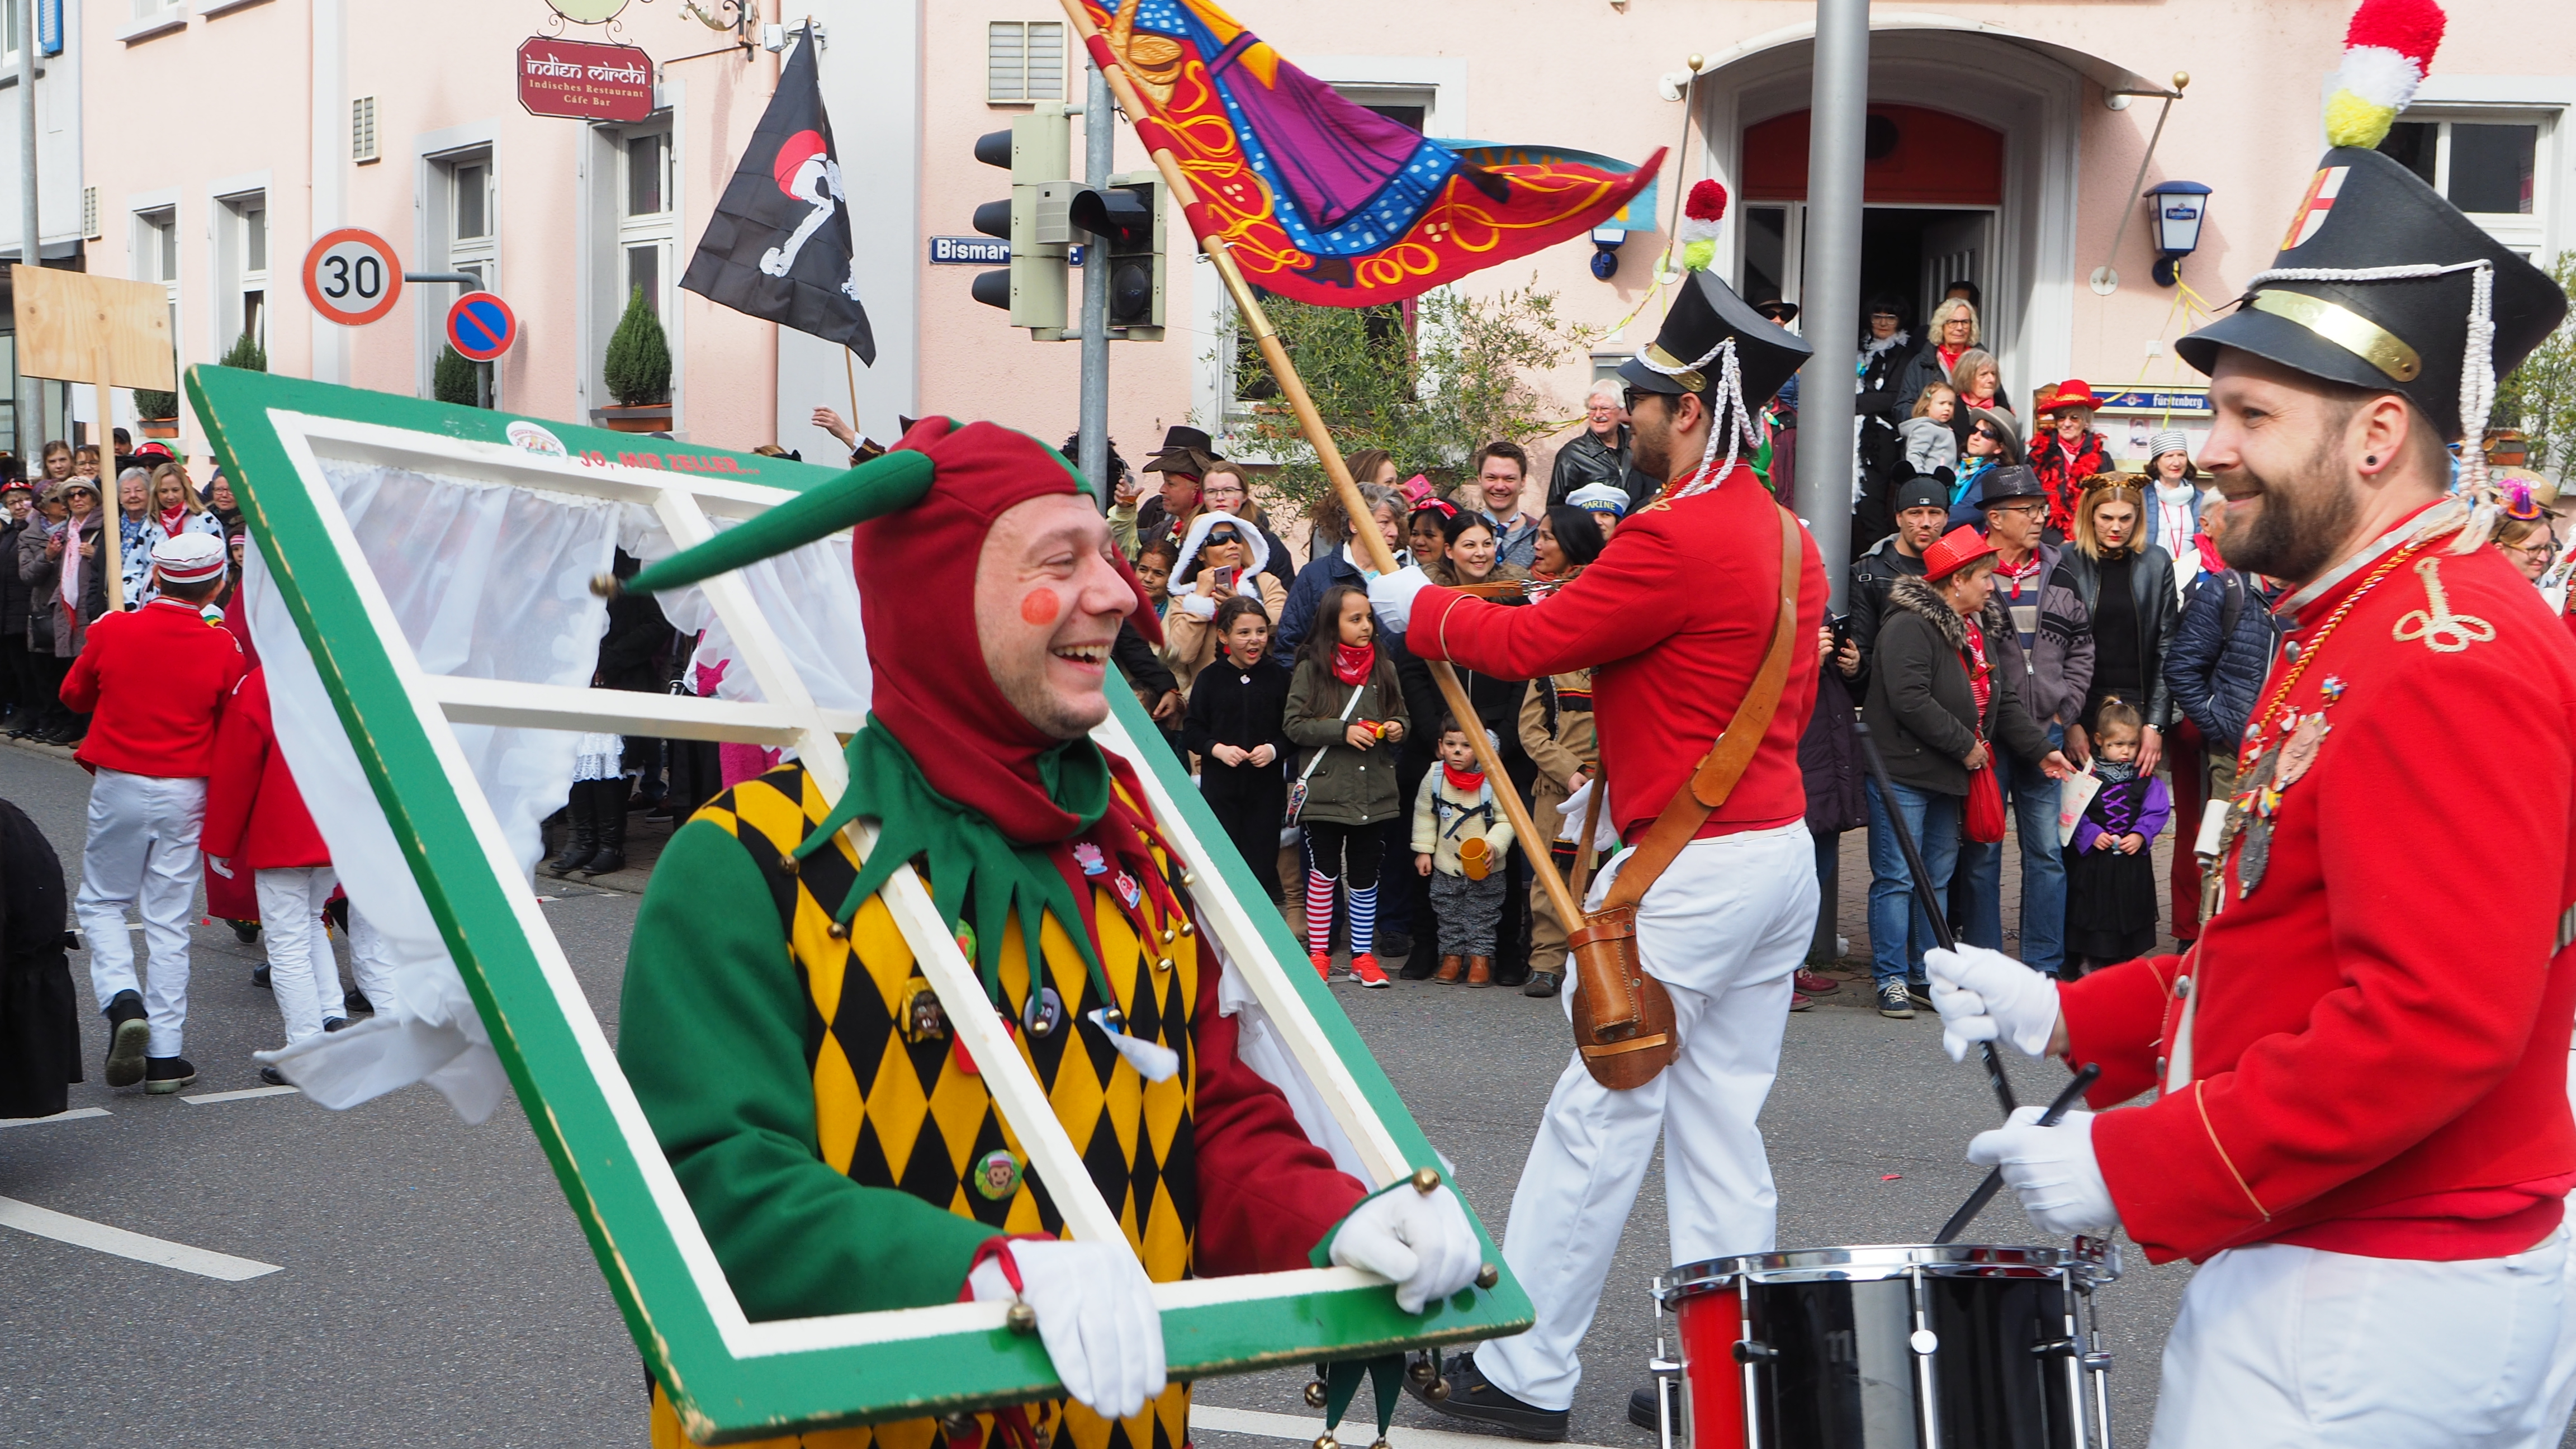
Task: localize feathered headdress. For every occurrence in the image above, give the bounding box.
[2324,0,2446,149]
[1678,179,1727,274]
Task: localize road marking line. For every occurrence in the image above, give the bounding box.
[182,1085,302,1105]
[1188,1405,1616,1449]
[0,1107,111,1129]
[0,1195,282,1280]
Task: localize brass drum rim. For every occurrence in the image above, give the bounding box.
[1656,1241,2123,1299]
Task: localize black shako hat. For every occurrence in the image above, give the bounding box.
[2177,146,2568,441]
[1618,271,1812,414]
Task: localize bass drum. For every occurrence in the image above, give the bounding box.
[1655,1242,2120,1449]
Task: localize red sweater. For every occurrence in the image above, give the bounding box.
[58,597,248,779]
[2062,512,2576,1265]
[1407,465,1828,840]
[200,669,329,870]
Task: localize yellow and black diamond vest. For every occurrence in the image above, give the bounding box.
[649,761,1199,1449]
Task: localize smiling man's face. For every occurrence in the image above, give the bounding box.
[974,493,1138,740]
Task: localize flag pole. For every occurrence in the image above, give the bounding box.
[1059,0,1588,936]
[844,348,861,444]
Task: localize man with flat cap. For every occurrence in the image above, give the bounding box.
[1370,266,1827,1438]
[1931,3,2576,1441]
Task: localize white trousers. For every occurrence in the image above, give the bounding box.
[1478,822,1817,1412]
[344,901,399,1008]
[256,866,343,1044]
[2149,1228,2576,1448]
[77,769,209,1058]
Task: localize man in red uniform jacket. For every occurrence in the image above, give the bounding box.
[1372,271,1827,1437]
[61,532,246,1092]
[1931,138,2576,1445]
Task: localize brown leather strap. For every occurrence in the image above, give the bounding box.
[1601,504,1803,913]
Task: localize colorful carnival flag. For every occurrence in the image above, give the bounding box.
[1078,0,1661,307]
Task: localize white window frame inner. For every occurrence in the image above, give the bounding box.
[986,20,1066,105]
[615,119,676,328]
[2389,109,2554,256]
[445,150,498,292]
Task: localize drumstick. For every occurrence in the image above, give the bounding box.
[1933,1062,2101,1245]
[1852,722,2019,1119]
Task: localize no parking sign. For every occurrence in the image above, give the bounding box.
[446,292,518,362]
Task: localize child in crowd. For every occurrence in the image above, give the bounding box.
[2063,697,2170,977]
[1412,717,1516,986]
[59,532,248,1092]
[1901,382,1961,476]
[1182,594,1292,905]
[202,666,394,1081]
[1284,583,1407,988]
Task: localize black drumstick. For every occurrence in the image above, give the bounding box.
[1934,1062,2102,1245]
[1853,721,2018,1119]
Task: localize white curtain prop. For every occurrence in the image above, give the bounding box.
[250,454,1344,1153]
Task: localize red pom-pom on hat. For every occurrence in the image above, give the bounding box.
[2345,0,2445,68]
[1684,178,1728,223]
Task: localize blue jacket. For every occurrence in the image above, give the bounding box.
[1276,546,1373,665]
[2163,567,2282,748]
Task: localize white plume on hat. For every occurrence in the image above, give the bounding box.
[150,530,228,585]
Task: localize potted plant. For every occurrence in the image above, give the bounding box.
[435,344,484,408]
[134,387,181,439]
[598,285,673,433]
[219,328,267,373]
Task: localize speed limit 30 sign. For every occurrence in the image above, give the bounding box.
[302,228,404,326]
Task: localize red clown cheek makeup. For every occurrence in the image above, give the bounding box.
[1020,589,1063,626]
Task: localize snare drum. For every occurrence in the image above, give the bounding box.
[1653,1242,2120,1449]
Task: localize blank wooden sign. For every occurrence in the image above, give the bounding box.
[13,264,174,390]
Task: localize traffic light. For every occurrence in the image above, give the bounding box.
[970,103,1074,337]
[1069,171,1166,339]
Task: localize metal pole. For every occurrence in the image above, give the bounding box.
[1077,56,1112,501]
[1795,0,1868,611]
[18,0,40,456]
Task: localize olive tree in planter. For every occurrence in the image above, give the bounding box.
[599,286,672,433]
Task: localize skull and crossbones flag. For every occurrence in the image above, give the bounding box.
[679,23,875,363]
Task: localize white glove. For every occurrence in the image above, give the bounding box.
[968,1239,1166,1419]
[1365,565,1434,636]
[1967,1106,2119,1238]
[1328,1184,1485,1313]
[1925,944,2061,1062]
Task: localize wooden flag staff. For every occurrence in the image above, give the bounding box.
[1057,0,1589,936]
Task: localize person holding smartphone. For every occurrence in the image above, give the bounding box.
[1161,514,1287,697]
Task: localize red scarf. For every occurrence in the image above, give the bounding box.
[1962,619,1993,718]
[1442,763,1486,793]
[1332,641,1376,686]
[158,504,191,538]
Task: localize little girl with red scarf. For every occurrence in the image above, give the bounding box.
[1282,584,1409,988]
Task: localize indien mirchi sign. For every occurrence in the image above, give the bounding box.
[517,36,655,124]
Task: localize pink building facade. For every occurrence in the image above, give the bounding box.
[69,1,2576,484]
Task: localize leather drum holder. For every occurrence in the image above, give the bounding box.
[1565,504,1801,1091]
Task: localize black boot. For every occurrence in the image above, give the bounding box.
[582,780,629,876]
[548,780,598,876]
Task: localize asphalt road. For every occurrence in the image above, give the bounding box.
[0,737,2209,1448]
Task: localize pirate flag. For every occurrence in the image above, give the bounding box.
[680,24,875,363]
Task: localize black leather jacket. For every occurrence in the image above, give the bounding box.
[2049,543,2180,731]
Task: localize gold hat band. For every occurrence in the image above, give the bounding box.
[1642,344,1707,395]
[2250,289,2423,384]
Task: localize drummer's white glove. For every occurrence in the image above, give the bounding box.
[1967,1106,2119,1238]
[1365,565,1435,636]
[1327,1183,1485,1313]
[968,1239,1166,1419]
[1926,945,2061,1062]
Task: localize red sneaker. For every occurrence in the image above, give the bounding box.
[1310,950,1333,980]
[1349,953,1391,988]
[1795,969,1841,996]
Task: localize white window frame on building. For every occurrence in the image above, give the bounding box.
[986,20,1066,105]
[615,119,675,327]
[136,202,178,349]
[439,149,498,291]
[212,187,269,360]
[2379,108,2555,257]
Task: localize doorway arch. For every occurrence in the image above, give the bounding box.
[1689,25,2099,405]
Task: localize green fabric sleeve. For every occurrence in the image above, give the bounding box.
[617,818,996,1320]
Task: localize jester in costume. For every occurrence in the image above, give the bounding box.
[613,419,1486,1448]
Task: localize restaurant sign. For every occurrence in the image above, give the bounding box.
[517,36,655,124]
